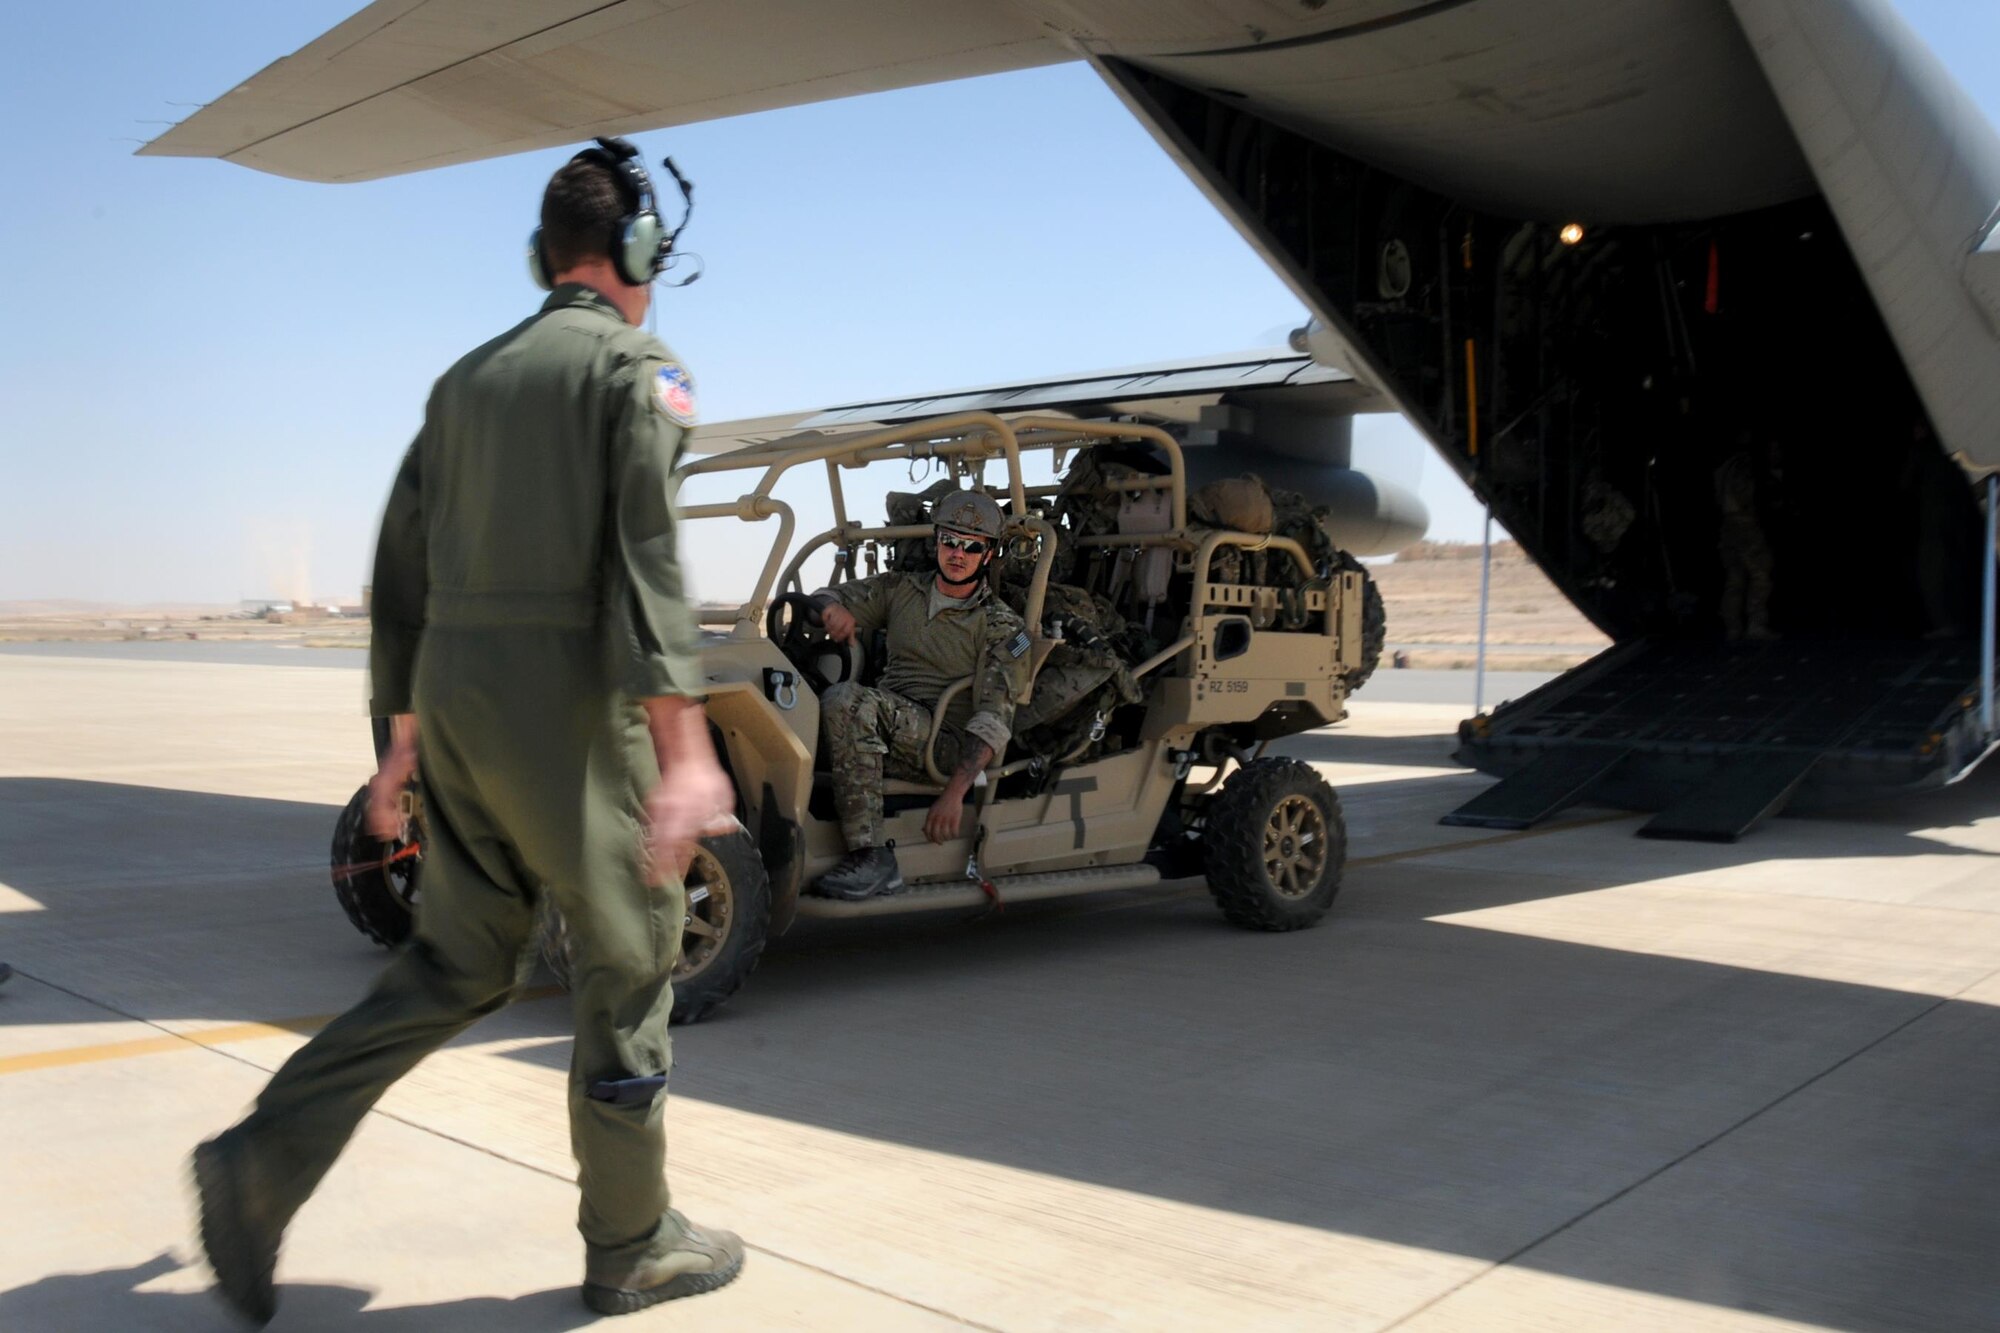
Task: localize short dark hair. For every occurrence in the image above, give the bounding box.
[539,157,630,274]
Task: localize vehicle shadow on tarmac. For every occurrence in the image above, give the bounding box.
[4,770,2000,1331]
[0,1253,594,1333]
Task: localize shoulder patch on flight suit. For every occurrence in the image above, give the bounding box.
[652,364,698,426]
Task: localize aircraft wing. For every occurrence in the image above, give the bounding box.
[683,349,1380,455]
[139,0,1068,182]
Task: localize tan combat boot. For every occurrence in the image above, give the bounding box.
[583,1210,746,1315]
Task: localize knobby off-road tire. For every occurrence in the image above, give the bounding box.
[329,783,419,947]
[1334,551,1386,693]
[1203,758,1346,931]
[540,828,772,1025]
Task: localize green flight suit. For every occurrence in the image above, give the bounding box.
[817,572,1029,846]
[215,284,706,1283]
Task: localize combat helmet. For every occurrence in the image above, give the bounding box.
[932,489,1005,541]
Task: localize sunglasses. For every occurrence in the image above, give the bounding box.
[936,531,991,556]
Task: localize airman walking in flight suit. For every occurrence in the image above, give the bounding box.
[191,138,743,1324]
[807,490,1030,900]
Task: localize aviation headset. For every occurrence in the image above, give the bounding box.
[528,136,695,290]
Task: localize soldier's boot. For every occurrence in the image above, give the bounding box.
[190,1133,282,1327]
[582,1210,746,1315]
[808,846,904,900]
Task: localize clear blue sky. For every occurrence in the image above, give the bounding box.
[1,2,1994,604]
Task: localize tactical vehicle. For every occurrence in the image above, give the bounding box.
[329,413,1382,1022]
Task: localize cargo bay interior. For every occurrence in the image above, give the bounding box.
[1118,65,1994,838]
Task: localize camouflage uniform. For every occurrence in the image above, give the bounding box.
[988,576,1145,763]
[817,571,1029,847]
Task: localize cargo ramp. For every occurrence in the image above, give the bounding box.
[1446,639,1995,842]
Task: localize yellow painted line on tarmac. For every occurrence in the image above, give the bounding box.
[0,1015,331,1076]
[0,984,565,1078]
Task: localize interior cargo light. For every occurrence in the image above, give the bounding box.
[1559,223,1585,246]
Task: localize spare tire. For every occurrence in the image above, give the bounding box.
[1333,552,1386,693]
[328,782,420,947]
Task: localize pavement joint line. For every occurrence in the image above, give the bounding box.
[7,786,1984,1328]
[1374,961,2000,1331]
[1347,811,1635,868]
[5,811,1644,1074]
[6,969,996,1324]
[882,814,1641,928]
[1064,812,1640,921]
[54,978,998,1329]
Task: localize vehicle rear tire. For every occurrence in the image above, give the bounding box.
[329,782,419,947]
[539,827,772,1025]
[1202,758,1345,931]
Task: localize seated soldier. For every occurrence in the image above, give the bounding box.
[805,490,1030,900]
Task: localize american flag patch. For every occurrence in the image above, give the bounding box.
[652,364,697,426]
[1007,631,1030,658]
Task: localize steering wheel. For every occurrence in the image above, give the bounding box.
[765,592,862,692]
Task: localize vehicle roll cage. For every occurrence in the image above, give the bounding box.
[675,411,1322,644]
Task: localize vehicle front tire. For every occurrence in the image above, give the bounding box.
[1203,758,1345,931]
[329,782,419,947]
[539,827,772,1024]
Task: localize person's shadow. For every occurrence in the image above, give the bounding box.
[0,1253,601,1331]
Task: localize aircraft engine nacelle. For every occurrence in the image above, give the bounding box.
[1307,467,1429,558]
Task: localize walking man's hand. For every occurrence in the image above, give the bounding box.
[366,715,420,841]
[644,759,737,882]
[639,695,738,882]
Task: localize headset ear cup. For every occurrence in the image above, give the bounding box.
[618,212,666,285]
[528,227,554,291]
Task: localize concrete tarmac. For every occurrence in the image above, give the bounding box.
[2,652,1997,1330]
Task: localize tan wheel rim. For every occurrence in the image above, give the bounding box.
[1263,794,1329,899]
[675,845,733,979]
